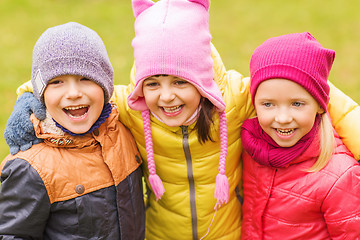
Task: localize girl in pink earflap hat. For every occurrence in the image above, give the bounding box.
[127,0,234,239]
[241,32,360,239]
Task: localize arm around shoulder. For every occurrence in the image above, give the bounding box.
[328,81,360,159]
[16,80,33,96]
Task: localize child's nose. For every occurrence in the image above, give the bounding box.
[159,88,175,102]
[275,108,292,123]
[66,83,83,99]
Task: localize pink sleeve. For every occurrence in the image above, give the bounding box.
[322,160,360,239]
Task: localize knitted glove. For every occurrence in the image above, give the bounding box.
[4,92,46,155]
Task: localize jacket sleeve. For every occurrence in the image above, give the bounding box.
[15,80,33,97]
[322,161,360,239]
[211,43,256,122]
[328,82,360,160]
[0,158,51,239]
[116,167,145,240]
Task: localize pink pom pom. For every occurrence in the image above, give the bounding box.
[214,173,229,206]
[149,173,165,201]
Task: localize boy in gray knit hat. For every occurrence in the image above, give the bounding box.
[32,22,114,104]
[0,22,145,239]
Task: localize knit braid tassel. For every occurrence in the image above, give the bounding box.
[142,110,165,200]
[214,111,229,206]
[149,173,165,201]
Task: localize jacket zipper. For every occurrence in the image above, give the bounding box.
[181,126,198,240]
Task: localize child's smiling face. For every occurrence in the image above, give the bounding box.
[142,75,201,127]
[44,74,104,134]
[254,78,323,147]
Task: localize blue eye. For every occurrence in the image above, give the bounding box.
[264,102,272,107]
[293,102,303,107]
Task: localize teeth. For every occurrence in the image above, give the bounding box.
[276,129,294,135]
[163,106,181,113]
[64,105,87,110]
[64,105,88,118]
[68,114,84,119]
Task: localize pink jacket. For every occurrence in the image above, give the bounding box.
[241,134,360,240]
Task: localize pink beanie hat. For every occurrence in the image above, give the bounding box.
[250,32,335,111]
[128,0,229,206]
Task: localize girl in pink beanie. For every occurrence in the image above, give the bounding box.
[241,32,360,239]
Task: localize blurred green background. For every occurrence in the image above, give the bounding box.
[0,0,359,160]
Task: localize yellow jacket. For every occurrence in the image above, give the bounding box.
[18,45,360,239]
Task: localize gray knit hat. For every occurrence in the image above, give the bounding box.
[31,22,114,103]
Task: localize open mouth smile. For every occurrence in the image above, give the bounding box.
[276,128,295,136]
[162,105,184,113]
[63,105,89,118]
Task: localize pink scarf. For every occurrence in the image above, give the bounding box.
[240,115,320,168]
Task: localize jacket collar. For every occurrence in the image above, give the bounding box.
[31,108,118,149]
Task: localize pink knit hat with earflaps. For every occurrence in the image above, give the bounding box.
[249,32,335,112]
[128,0,229,206]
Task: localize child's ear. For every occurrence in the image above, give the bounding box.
[132,0,154,18]
[317,107,325,115]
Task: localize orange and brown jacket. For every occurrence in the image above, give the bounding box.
[0,107,145,239]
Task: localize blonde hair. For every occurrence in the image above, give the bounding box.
[307,113,335,172]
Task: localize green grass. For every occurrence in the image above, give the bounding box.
[0,0,359,161]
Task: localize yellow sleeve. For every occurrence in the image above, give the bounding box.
[211,43,245,90]
[328,81,360,159]
[16,80,33,97]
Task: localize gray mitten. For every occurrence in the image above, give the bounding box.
[4,92,46,155]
